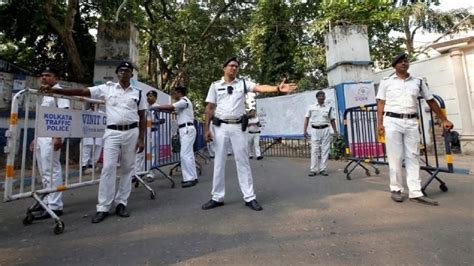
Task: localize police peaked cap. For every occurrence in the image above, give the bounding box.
[115,61,134,73]
[42,66,60,76]
[391,53,408,67]
[223,56,239,67]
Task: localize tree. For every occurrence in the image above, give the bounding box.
[0,0,96,83]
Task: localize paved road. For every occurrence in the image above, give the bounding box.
[1,156,473,265]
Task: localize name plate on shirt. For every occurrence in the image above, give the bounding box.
[36,107,107,138]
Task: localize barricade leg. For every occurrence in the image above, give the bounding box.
[421,169,448,195]
[22,193,65,235]
[156,167,176,188]
[132,172,156,200]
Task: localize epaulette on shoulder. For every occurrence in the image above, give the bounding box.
[105,81,114,85]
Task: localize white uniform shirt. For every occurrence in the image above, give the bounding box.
[205,77,257,119]
[376,74,433,114]
[305,103,335,126]
[248,117,261,132]
[173,96,194,125]
[89,82,147,125]
[41,84,70,109]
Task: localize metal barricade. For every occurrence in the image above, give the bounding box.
[133,111,207,189]
[3,88,108,234]
[260,135,311,158]
[342,94,454,195]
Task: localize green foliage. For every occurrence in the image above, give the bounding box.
[329,134,346,160]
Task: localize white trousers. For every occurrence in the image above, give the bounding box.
[96,128,138,212]
[82,144,102,167]
[36,137,64,210]
[310,127,331,173]
[211,123,256,202]
[179,126,198,182]
[248,132,261,157]
[207,125,233,156]
[384,116,423,198]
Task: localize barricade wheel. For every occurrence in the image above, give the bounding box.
[365,170,371,177]
[343,169,348,174]
[375,169,380,175]
[150,191,156,200]
[440,184,448,192]
[346,174,351,180]
[54,221,65,235]
[23,214,34,225]
[134,180,140,188]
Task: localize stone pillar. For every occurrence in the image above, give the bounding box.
[93,22,139,85]
[450,49,474,154]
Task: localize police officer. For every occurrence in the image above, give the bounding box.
[247,109,263,160]
[39,61,147,222]
[134,90,159,182]
[376,53,453,206]
[151,86,198,188]
[202,56,297,211]
[29,66,70,219]
[303,91,338,176]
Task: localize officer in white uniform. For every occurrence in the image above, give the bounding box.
[247,109,263,160]
[202,56,297,211]
[30,66,69,219]
[134,90,159,181]
[81,104,103,173]
[376,53,453,206]
[39,61,147,223]
[150,86,198,188]
[303,91,338,176]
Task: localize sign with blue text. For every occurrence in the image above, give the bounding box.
[36,107,107,138]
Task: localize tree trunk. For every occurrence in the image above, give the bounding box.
[43,0,86,82]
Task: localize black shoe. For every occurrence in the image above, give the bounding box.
[35,209,64,220]
[202,200,224,210]
[91,212,109,223]
[249,156,253,159]
[409,196,439,206]
[308,172,317,176]
[245,199,263,211]
[182,180,197,188]
[210,156,215,159]
[391,191,404,202]
[256,156,263,160]
[319,170,328,176]
[81,166,88,172]
[115,204,130,217]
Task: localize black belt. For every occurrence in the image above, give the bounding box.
[220,119,242,124]
[107,122,138,131]
[311,124,329,129]
[249,131,261,134]
[385,112,418,119]
[178,122,194,128]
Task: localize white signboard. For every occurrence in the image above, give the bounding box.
[256,89,337,136]
[36,107,107,138]
[343,82,376,109]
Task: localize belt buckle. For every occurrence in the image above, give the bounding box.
[402,114,409,119]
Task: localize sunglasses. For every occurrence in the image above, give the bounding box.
[227,86,234,95]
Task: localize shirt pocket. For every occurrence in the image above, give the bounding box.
[386,85,402,99]
[106,94,118,106]
[407,86,420,97]
[217,89,227,100]
[126,95,139,109]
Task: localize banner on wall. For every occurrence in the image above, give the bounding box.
[256,89,337,137]
[343,82,376,109]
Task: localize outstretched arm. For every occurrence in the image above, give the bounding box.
[150,104,175,112]
[39,84,91,97]
[253,79,297,94]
